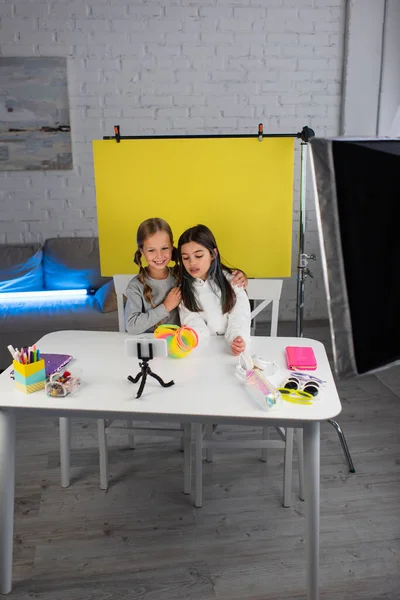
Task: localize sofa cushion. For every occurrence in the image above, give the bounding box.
[94,280,117,313]
[0,243,44,292]
[94,280,129,313]
[43,237,111,291]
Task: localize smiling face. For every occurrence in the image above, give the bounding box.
[141,230,173,279]
[180,241,216,281]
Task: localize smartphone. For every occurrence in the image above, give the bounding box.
[125,337,167,360]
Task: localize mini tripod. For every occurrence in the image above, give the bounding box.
[127,342,175,399]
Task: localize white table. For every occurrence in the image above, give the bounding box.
[0,330,341,598]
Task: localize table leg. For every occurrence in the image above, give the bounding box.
[303,421,320,600]
[297,428,305,501]
[59,417,71,488]
[283,427,294,508]
[194,423,203,508]
[183,424,191,495]
[98,419,109,491]
[0,409,16,595]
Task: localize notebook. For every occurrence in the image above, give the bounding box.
[10,353,73,380]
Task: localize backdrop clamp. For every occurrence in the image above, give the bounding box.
[296,126,315,143]
[114,125,120,143]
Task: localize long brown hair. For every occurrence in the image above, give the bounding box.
[133,218,177,306]
[177,224,236,314]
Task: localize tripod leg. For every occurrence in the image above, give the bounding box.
[147,369,175,388]
[327,419,356,473]
[128,373,142,384]
[136,371,147,398]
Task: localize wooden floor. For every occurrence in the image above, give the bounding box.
[9,321,400,599]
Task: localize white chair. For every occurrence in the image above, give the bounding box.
[194,278,301,508]
[97,275,189,492]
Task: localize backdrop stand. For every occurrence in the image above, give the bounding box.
[297,133,355,474]
[102,123,355,471]
[296,138,316,338]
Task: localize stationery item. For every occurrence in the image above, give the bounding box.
[41,353,72,376]
[13,358,46,394]
[45,370,81,397]
[285,346,317,371]
[7,345,18,361]
[246,368,281,409]
[236,353,281,410]
[154,324,198,358]
[10,353,73,380]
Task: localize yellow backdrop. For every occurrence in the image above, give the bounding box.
[93,137,294,277]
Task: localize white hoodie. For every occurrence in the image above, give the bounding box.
[178,272,251,347]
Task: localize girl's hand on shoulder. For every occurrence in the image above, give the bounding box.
[232,270,248,290]
[231,336,246,356]
[163,287,181,312]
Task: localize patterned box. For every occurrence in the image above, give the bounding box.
[13,359,46,394]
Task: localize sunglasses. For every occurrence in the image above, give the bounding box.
[281,375,322,397]
[277,387,314,405]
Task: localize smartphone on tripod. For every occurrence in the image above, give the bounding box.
[125,338,167,360]
[125,338,172,398]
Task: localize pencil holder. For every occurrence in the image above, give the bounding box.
[13,359,46,394]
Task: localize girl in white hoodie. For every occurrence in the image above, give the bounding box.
[178,224,251,356]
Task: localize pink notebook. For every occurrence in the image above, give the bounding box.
[285,346,317,371]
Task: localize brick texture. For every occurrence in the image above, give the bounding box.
[0,0,346,319]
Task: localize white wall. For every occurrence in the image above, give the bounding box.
[0,0,346,320]
[378,0,400,135]
[340,0,386,136]
[341,0,400,136]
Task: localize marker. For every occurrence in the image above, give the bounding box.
[7,345,17,360]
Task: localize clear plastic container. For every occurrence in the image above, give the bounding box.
[45,371,81,398]
[245,368,282,410]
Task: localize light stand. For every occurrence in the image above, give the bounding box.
[128,343,175,399]
[295,127,316,337]
[302,131,355,474]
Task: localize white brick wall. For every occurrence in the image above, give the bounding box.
[0,0,346,321]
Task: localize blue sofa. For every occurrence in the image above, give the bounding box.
[0,237,118,370]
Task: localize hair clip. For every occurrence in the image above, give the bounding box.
[291,372,326,384]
